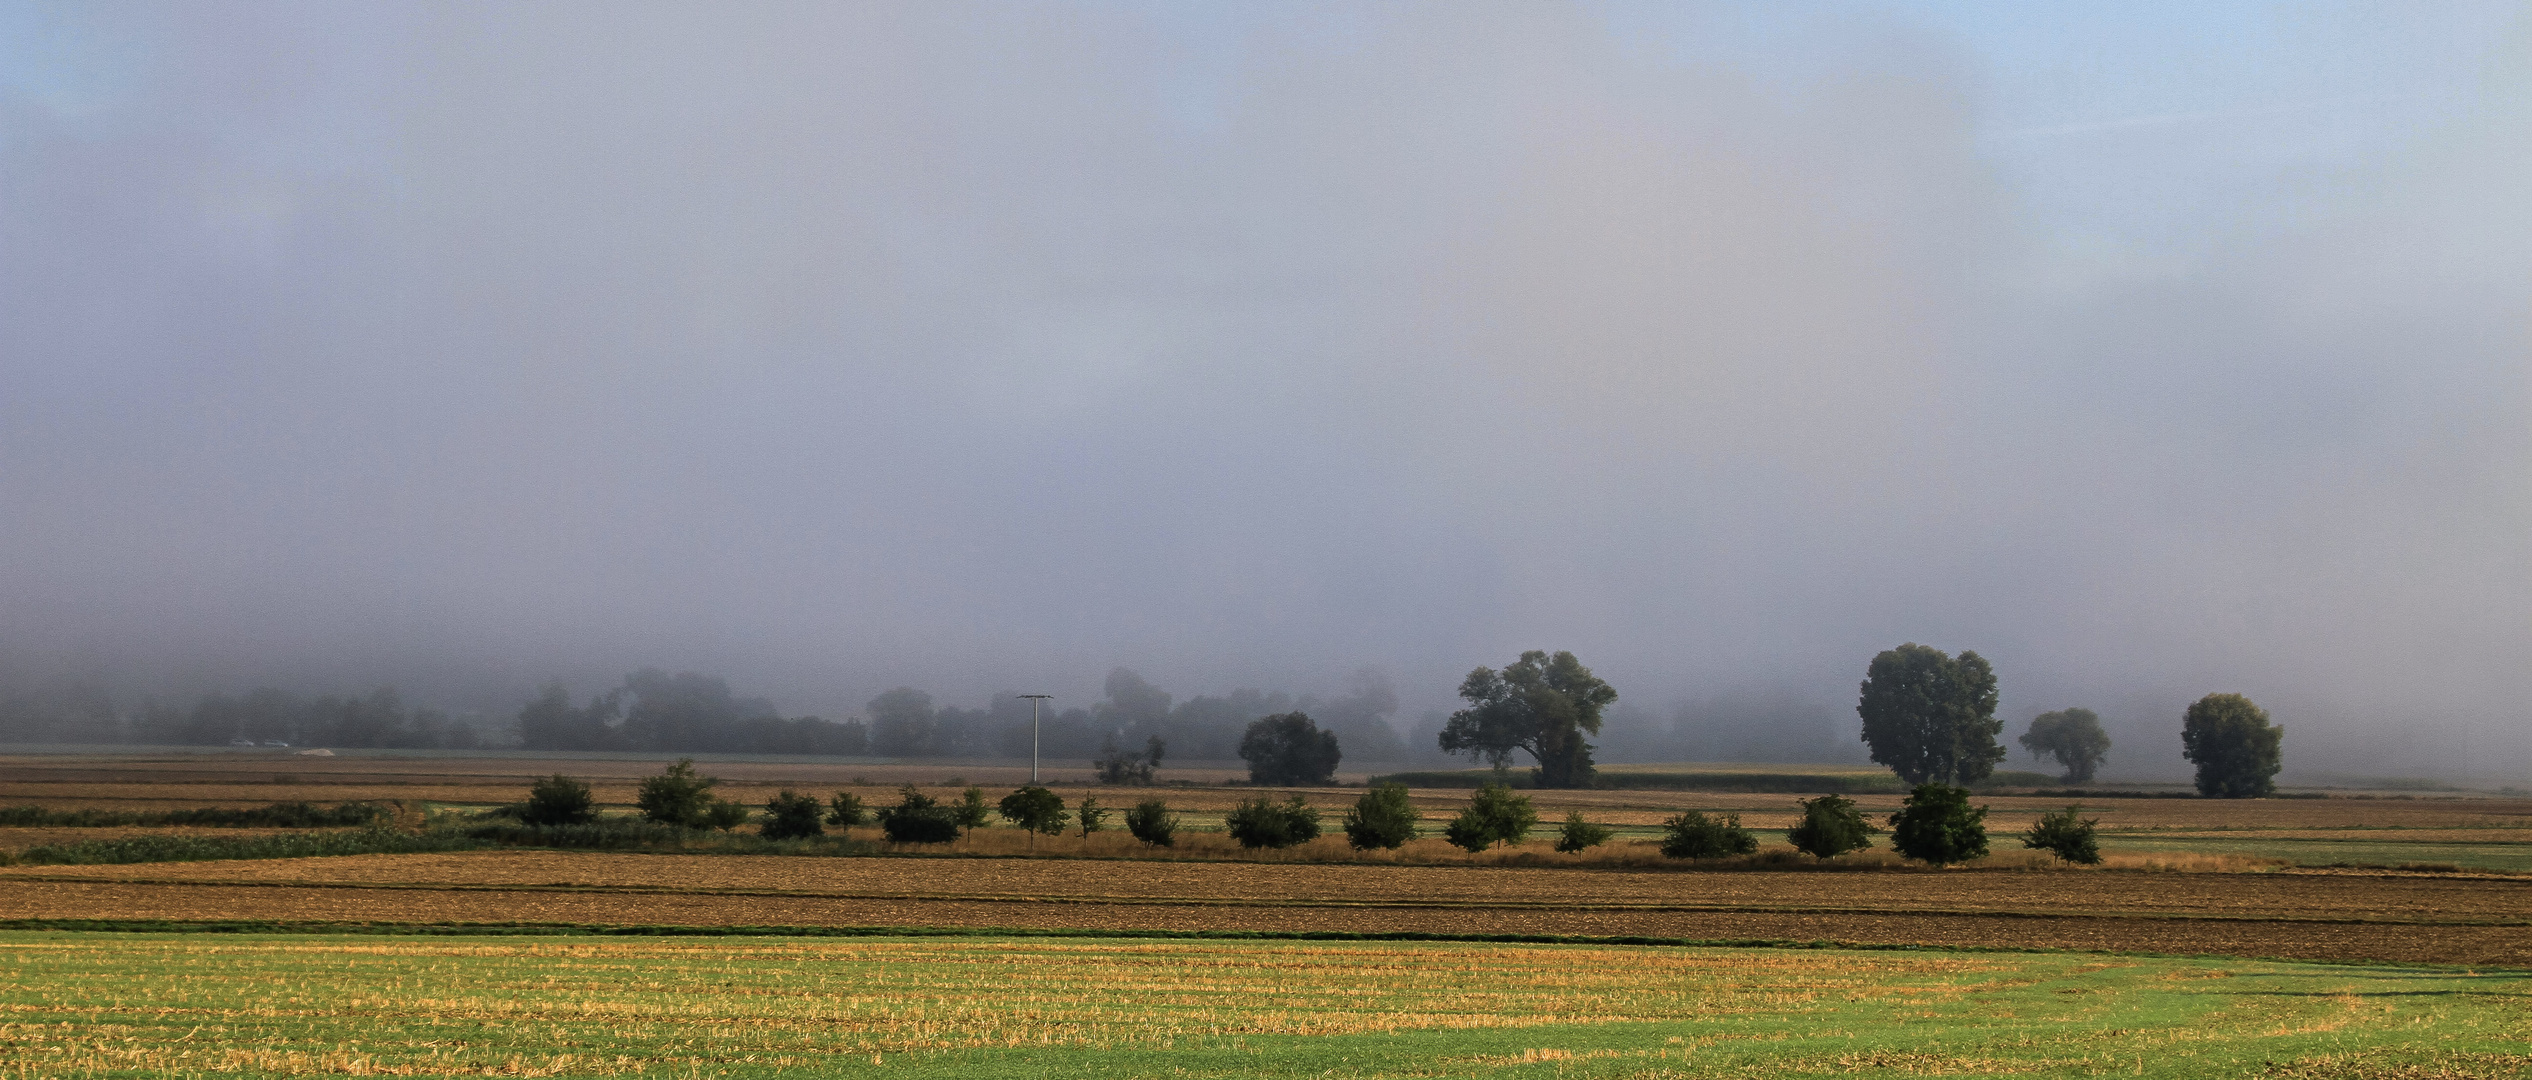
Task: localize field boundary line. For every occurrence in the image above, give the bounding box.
[3,874,2526,929]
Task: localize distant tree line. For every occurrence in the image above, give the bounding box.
[508,665,1409,762]
[136,687,484,749]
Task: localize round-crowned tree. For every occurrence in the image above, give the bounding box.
[2020,708,2113,784]
[1342,782,1421,850]
[2181,693,2282,798]
[1240,713,1342,786]
[1785,794,1876,859]
[1857,644,2004,786]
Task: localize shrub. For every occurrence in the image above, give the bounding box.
[998,786,1069,838]
[1077,796,1108,836]
[1124,799,1178,847]
[522,775,598,827]
[2022,804,2101,865]
[1093,735,1166,785]
[1442,781,1538,853]
[0,802,396,829]
[825,792,868,827]
[760,790,825,840]
[1238,713,1342,786]
[1553,810,1613,853]
[1342,782,1421,850]
[635,759,745,829]
[1785,794,1876,859]
[1888,783,1989,866]
[954,786,993,833]
[1225,795,1321,849]
[875,786,961,844]
[1659,810,1758,859]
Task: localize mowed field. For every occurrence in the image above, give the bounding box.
[3,931,2527,1079]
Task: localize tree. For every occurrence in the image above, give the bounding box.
[1239,713,1342,786]
[1442,782,1538,852]
[1124,799,1178,847]
[1888,784,1989,866]
[1224,795,1321,849]
[1554,810,1613,854]
[760,790,825,840]
[635,759,745,829]
[2182,693,2282,798]
[1342,782,1421,850]
[998,785,1069,841]
[1785,794,1876,859]
[521,774,597,827]
[1438,650,1617,788]
[2022,805,2101,865]
[875,786,960,844]
[1857,644,2004,786]
[1093,735,1167,785]
[825,791,868,827]
[1659,811,1757,859]
[2020,708,2112,784]
[953,786,992,834]
[867,687,936,757]
[1076,796,1108,836]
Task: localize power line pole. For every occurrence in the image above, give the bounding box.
[1018,695,1053,784]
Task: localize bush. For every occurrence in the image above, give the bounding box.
[1888,784,1989,866]
[998,786,1068,838]
[1553,810,1613,854]
[1785,794,1876,859]
[875,786,961,844]
[1238,712,1342,786]
[1342,782,1421,850]
[522,775,598,827]
[1442,782,1539,852]
[1225,795,1321,849]
[467,818,700,851]
[1093,735,1166,785]
[2021,804,2101,864]
[825,792,867,827]
[1077,796,1108,836]
[954,786,992,834]
[1659,810,1758,859]
[636,759,745,829]
[1124,799,1178,847]
[760,790,825,840]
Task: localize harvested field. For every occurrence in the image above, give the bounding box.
[5,850,2527,967]
[5,932,2525,1078]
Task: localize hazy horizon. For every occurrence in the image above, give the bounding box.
[3,3,2526,783]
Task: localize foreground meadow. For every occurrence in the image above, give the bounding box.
[0,931,2523,1079]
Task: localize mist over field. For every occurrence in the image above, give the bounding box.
[2,3,2526,781]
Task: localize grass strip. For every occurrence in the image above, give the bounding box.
[0,800,394,828]
[5,827,484,865]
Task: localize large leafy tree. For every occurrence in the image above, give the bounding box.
[1238,712,1342,786]
[2020,707,2113,783]
[2181,693,2282,798]
[1856,643,2004,786]
[1438,650,1617,789]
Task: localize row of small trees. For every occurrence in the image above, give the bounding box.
[518,760,2099,867]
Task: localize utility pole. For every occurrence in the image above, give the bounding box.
[1018,695,1053,784]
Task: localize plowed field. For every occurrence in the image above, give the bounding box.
[6,851,2525,968]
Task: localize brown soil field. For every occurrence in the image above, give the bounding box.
[5,851,2525,968]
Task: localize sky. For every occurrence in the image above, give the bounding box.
[1,2,2526,779]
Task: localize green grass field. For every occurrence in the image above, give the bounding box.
[1,930,2524,1078]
